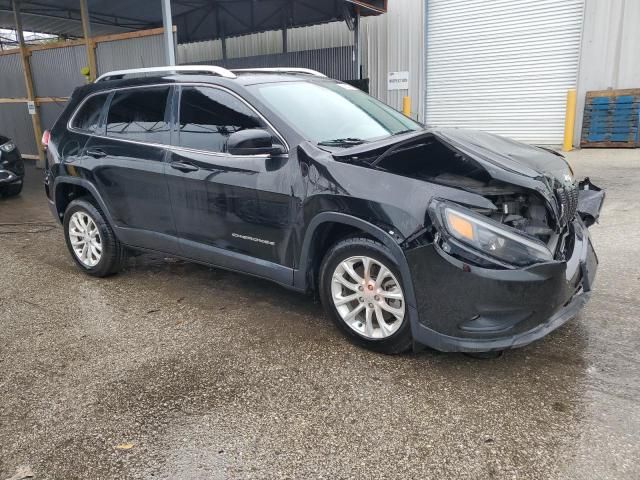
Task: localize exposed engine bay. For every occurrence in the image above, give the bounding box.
[334,133,565,252]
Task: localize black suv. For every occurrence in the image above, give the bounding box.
[0,134,25,197]
[44,66,605,354]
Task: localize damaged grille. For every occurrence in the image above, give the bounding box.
[555,184,579,227]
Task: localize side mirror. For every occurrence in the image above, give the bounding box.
[226,129,283,156]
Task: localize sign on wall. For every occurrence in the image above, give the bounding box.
[388,71,409,91]
[27,101,36,115]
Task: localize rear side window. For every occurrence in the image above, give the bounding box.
[106,87,171,144]
[71,93,108,133]
[177,86,264,153]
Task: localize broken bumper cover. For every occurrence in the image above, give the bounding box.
[577,177,605,227]
[406,217,599,352]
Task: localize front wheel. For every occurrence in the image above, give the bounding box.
[319,237,413,354]
[63,198,126,277]
[0,181,23,197]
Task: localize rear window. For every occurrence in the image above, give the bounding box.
[105,87,171,144]
[71,93,108,133]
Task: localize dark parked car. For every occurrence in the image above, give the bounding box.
[43,66,605,354]
[0,134,25,197]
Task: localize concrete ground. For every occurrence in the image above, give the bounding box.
[0,149,638,480]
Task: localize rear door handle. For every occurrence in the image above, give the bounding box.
[170,161,199,173]
[86,148,107,158]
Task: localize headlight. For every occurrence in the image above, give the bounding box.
[430,200,554,267]
[0,141,16,153]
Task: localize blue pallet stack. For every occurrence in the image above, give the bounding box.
[581,89,640,148]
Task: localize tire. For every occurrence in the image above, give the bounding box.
[0,181,23,197]
[63,198,127,277]
[319,237,413,354]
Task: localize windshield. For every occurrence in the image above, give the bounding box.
[248,80,422,145]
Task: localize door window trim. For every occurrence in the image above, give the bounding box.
[67,82,289,157]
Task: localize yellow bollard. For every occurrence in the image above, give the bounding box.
[402,96,411,117]
[563,89,577,152]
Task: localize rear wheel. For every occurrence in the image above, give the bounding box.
[0,181,23,197]
[319,237,412,354]
[63,198,126,277]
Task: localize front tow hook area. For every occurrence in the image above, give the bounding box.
[577,177,605,227]
[0,169,20,183]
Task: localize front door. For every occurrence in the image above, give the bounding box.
[165,85,297,284]
[84,85,178,253]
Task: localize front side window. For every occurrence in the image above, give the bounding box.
[71,93,108,133]
[248,81,422,145]
[106,87,171,144]
[177,86,264,153]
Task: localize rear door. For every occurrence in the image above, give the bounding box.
[165,85,297,283]
[82,85,179,253]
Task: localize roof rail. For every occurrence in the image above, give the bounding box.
[231,68,327,78]
[95,65,237,83]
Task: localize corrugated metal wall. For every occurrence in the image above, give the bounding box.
[574,0,640,145]
[31,45,87,98]
[288,22,354,51]
[0,53,27,98]
[176,21,354,63]
[177,39,223,64]
[362,0,424,120]
[96,33,172,76]
[227,30,283,58]
[0,103,34,154]
[39,102,67,131]
[185,46,355,81]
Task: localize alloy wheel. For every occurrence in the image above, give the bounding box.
[69,211,103,268]
[330,255,405,339]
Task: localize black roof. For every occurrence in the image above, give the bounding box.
[0,0,386,44]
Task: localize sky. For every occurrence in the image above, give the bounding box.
[0,28,56,48]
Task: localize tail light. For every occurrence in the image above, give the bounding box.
[42,130,50,149]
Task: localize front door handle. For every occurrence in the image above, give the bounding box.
[86,148,107,158]
[170,161,199,173]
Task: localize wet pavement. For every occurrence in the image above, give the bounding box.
[1,149,639,479]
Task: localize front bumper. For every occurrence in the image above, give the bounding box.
[406,217,599,352]
[0,169,23,184]
[0,149,25,184]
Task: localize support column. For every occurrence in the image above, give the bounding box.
[11,0,44,168]
[79,0,97,81]
[161,0,176,66]
[354,6,361,79]
[282,25,288,53]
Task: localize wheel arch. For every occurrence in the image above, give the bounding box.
[53,177,115,227]
[294,213,417,309]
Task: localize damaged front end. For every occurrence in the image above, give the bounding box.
[330,128,605,351]
[333,128,604,269]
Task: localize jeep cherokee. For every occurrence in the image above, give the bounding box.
[43,66,605,354]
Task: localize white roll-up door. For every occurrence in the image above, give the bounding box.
[425,0,584,145]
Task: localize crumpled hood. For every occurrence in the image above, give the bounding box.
[330,127,579,230]
[432,128,573,183]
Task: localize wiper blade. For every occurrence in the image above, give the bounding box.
[317,138,367,147]
[392,129,416,136]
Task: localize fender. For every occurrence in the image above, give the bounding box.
[294,212,418,310]
[52,176,116,227]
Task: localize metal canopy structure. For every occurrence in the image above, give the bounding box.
[0,0,387,44]
[0,0,387,166]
